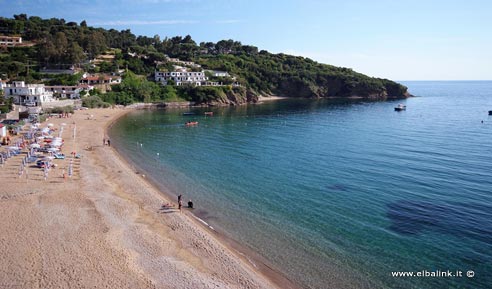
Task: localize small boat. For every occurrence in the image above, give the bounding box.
[394,104,406,111]
[182,112,196,116]
[488,110,492,115]
[185,121,199,126]
[204,112,214,116]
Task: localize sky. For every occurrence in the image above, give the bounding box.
[1,0,491,80]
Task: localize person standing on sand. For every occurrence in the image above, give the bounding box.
[107,138,111,146]
[178,194,182,203]
[178,200,182,211]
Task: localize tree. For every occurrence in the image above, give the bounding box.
[7,61,25,78]
[99,61,115,73]
[85,31,107,59]
[67,42,85,65]
[53,32,68,63]
[161,85,178,101]
[14,14,27,21]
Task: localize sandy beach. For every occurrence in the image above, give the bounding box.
[0,108,297,289]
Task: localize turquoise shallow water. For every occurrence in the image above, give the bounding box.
[109,81,492,289]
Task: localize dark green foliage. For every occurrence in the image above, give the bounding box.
[0,14,408,104]
[111,72,161,102]
[100,91,134,106]
[82,95,110,108]
[89,88,101,96]
[0,93,14,113]
[196,53,407,98]
[177,86,227,103]
[44,72,83,85]
[161,85,184,102]
[98,61,116,73]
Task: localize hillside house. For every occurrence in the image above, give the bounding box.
[155,69,207,86]
[3,81,55,106]
[80,75,122,85]
[0,35,22,47]
[210,70,230,77]
[45,85,93,99]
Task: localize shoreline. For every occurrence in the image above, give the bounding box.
[0,107,299,289]
[106,108,300,289]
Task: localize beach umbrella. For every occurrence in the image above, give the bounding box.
[30,143,41,148]
[47,148,59,152]
[47,123,54,127]
[7,146,20,150]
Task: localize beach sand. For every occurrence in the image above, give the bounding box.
[0,108,297,289]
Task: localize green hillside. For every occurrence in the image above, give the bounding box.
[0,14,409,105]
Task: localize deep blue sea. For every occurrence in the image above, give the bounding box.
[109,81,492,289]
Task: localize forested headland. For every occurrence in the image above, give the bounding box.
[0,14,409,105]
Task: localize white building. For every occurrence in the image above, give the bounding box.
[0,79,7,91]
[80,74,122,85]
[45,86,83,99]
[210,70,230,77]
[4,81,55,106]
[0,124,6,138]
[0,36,22,47]
[155,69,207,86]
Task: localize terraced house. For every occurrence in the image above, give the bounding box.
[0,35,22,46]
[3,81,55,106]
[155,68,207,86]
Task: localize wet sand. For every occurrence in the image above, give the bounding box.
[0,108,298,289]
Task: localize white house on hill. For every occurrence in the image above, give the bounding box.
[45,85,93,99]
[4,81,55,106]
[0,35,22,47]
[155,69,207,86]
[80,74,122,85]
[210,70,230,77]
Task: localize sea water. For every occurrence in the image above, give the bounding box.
[109,81,492,289]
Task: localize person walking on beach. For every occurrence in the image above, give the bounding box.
[178,194,182,203]
[178,200,182,211]
[107,138,111,146]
